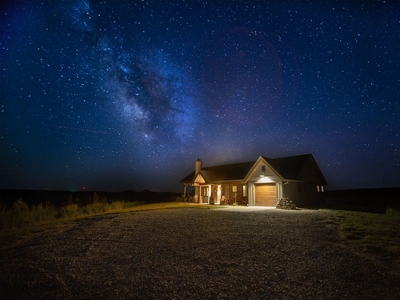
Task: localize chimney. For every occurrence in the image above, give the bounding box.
[195,158,202,175]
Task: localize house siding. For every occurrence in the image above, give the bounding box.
[283,182,324,207]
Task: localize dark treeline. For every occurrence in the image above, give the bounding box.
[324,187,400,213]
[0,189,181,209]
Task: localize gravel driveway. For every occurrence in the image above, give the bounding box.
[1,208,399,299]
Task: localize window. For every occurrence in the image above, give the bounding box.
[317,185,320,192]
[243,185,247,197]
[202,187,209,196]
[232,185,237,193]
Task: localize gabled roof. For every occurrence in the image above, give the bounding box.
[180,154,327,185]
[263,154,327,185]
[263,154,312,180]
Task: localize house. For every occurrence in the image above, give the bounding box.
[180,154,327,207]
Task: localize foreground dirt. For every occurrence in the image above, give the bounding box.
[1,208,399,299]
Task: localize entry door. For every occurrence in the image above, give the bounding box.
[255,183,276,206]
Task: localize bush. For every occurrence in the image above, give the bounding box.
[59,203,79,219]
[30,202,57,224]
[175,195,186,202]
[111,201,123,210]
[385,208,400,218]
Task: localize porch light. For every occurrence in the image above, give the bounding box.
[258,177,274,183]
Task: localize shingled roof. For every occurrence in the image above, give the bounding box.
[181,154,327,185]
[264,154,327,185]
[181,161,255,183]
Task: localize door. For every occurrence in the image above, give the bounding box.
[254,183,276,206]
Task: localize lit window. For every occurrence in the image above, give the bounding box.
[321,186,324,192]
[243,185,247,197]
[317,185,320,192]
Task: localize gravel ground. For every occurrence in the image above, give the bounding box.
[1,208,399,299]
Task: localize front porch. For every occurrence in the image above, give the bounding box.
[184,183,249,205]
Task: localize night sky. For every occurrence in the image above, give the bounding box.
[1,0,399,192]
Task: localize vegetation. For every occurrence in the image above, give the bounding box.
[2,191,399,271]
[0,196,217,235]
[0,193,143,232]
[336,208,400,269]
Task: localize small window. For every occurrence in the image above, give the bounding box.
[321,186,324,192]
[317,185,320,192]
[232,185,237,193]
[202,187,208,196]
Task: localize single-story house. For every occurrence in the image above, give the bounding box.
[180,154,327,207]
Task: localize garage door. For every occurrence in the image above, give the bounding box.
[255,183,276,206]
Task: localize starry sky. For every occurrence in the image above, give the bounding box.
[1,0,399,192]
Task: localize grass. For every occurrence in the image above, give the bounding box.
[335,208,400,270]
[0,200,218,248]
[127,202,220,211]
[0,199,145,231]
[3,197,398,271]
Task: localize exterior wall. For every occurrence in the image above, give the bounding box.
[283,182,325,207]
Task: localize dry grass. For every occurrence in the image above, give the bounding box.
[0,201,218,248]
[336,208,400,269]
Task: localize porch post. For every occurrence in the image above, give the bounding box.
[195,185,200,203]
[183,184,187,201]
[199,185,203,204]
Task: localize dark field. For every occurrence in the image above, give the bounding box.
[1,208,399,299]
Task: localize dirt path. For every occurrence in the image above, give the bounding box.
[1,208,399,299]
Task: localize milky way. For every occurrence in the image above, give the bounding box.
[1,0,399,191]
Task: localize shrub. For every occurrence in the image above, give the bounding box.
[111,201,123,210]
[59,203,79,219]
[175,195,186,202]
[385,208,400,218]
